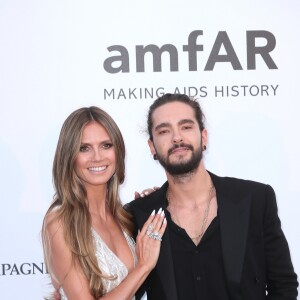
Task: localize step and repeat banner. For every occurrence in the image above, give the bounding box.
[0,0,299,298]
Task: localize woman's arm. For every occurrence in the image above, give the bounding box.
[45,213,95,300]
[102,209,166,299]
[46,209,166,300]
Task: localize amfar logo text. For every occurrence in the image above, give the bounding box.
[103,30,277,73]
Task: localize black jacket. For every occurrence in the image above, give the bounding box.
[127,172,298,300]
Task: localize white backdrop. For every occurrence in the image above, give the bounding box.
[0,0,299,298]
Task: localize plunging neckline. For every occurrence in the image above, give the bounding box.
[59,229,136,300]
[91,227,136,273]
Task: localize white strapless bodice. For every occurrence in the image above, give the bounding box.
[59,228,137,300]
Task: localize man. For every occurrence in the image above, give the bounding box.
[128,93,298,300]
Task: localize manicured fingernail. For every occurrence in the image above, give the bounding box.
[151,210,155,216]
[160,210,165,217]
[163,217,167,224]
[157,207,162,214]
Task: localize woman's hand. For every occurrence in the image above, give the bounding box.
[134,187,160,199]
[135,208,167,272]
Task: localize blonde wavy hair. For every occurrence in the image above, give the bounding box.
[42,106,133,298]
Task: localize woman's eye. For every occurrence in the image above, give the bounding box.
[79,145,89,152]
[103,143,113,149]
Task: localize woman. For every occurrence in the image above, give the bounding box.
[42,106,166,300]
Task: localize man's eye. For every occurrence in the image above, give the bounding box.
[158,130,169,135]
[182,126,192,130]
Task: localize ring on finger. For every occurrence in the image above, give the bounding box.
[148,231,162,242]
[146,223,154,236]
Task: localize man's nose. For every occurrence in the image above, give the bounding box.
[172,130,183,144]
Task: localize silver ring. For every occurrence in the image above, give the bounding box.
[146,223,154,236]
[147,231,162,242]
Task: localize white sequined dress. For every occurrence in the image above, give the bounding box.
[59,228,137,300]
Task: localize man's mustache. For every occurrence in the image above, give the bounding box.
[168,143,194,155]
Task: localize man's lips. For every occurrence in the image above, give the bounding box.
[170,147,189,154]
[168,144,193,155]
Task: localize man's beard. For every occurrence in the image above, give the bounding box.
[156,142,203,176]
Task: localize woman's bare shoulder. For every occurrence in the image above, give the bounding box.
[44,206,63,237]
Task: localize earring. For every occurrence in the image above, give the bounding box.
[153,154,158,160]
[203,145,207,151]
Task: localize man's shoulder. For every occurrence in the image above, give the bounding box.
[209,171,272,194]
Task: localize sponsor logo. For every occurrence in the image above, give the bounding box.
[103,85,279,100]
[0,262,47,276]
[103,30,277,73]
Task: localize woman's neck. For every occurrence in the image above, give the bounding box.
[86,186,108,219]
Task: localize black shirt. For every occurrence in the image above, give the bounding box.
[166,210,230,300]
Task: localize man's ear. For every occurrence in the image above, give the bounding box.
[201,129,208,148]
[148,138,156,156]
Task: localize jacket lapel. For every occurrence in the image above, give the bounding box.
[210,172,251,300]
[156,225,179,300]
[134,185,178,300]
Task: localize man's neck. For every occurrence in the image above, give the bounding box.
[166,162,213,205]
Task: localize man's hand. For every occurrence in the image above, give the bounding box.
[134,187,160,199]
